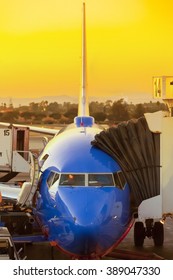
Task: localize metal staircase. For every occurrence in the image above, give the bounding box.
[17,153,40,207]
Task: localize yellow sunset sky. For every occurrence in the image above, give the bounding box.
[0,0,173,101]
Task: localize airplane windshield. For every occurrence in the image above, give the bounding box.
[46,171,126,189]
[88,174,114,186]
[47,171,60,188]
[113,171,126,189]
[59,174,85,186]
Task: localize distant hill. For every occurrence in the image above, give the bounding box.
[0,93,156,107]
[0,95,78,107]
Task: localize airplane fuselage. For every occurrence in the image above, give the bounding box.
[34,124,132,258]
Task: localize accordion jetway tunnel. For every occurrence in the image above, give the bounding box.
[92,117,160,207]
[92,111,173,248]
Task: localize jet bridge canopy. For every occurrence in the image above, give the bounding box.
[92,117,160,207]
[0,125,29,172]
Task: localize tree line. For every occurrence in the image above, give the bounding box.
[0,99,167,125]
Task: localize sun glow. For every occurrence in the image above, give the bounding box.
[0,0,173,100]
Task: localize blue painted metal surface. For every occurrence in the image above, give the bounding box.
[74,116,94,127]
[40,127,121,173]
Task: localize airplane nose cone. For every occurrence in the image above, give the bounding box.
[50,187,130,257]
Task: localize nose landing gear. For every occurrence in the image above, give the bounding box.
[134,219,164,247]
[134,221,145,247]
[152,221,164,246]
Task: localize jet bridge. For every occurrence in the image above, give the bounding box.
[92,116,161,210]
[92,112,173,219]
[92,110,173,247]
[0,123,40,235]
[139,110,173,221]
[0,125,30,174]
[0,124,40,208]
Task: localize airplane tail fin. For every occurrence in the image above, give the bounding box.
[78,2,89,117]
[75,3,94,127]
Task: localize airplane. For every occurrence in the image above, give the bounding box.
[0,3,157,259]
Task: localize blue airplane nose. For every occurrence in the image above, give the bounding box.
[48,186,130,257]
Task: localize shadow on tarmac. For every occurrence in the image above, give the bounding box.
[23,218,173,260]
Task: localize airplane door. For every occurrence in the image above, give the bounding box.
[12,127,29,160]
[17,130,25,154]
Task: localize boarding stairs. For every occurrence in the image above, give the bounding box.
[17,154,40,207]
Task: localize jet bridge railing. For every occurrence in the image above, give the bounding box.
[16,153,40,207]
[6,150,41,206]
[12,150,34,173]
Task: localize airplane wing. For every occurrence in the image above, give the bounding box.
[0,122,59,136]
[0,183,21,201]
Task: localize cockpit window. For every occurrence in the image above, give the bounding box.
[46,171,126,189]
[42,154,49,161]
[39,154,49,167]
[113,171,126,189]
[52,173,59,183]
[88,174,114,186]
[47,171,60,188]
[59,174,85,186]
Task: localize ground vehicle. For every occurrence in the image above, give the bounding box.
[0,227,19,259]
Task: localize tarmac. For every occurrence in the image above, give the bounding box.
[21,217,173,260]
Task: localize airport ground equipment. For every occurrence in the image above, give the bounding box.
[0,125,30,175]
[153,75,173,116]
[92,108,173,248]
[136,76,173,246]
[92,116,163,246]
[0,122,40,206]
[136,110,173,246]
[0,227,20,259]
[0,123,41,237]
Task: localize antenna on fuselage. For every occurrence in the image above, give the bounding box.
[78,2,89,117]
